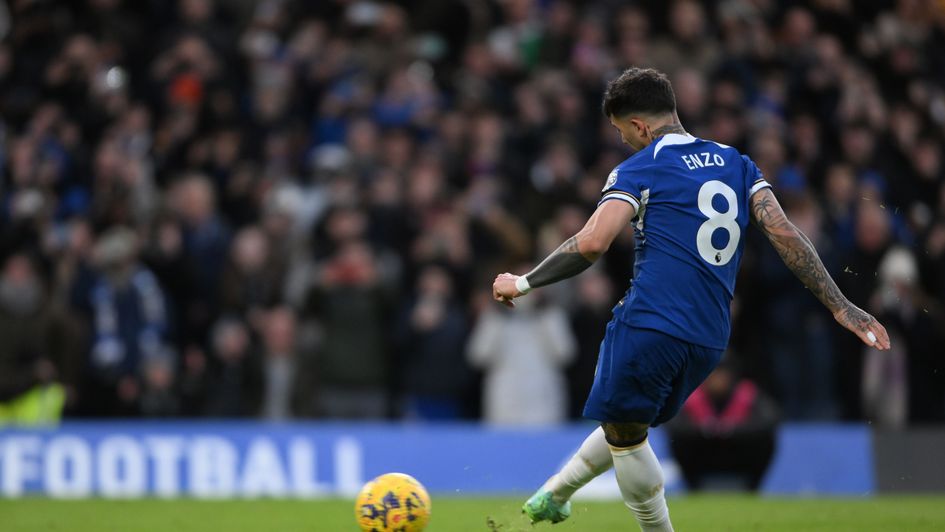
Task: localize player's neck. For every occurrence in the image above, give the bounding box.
[650,122,688,139]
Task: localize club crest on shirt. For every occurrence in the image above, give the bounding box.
[602,169,618,192]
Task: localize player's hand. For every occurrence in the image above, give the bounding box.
[833,303,890,350]
[492,272,522,308]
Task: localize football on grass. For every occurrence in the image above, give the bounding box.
[355,473,432,532]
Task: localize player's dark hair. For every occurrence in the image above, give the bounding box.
[602,68,676,118]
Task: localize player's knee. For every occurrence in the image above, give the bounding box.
[602,422,648,448]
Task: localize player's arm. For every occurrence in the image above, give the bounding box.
[749,187,890,350]
[492,200,636,306]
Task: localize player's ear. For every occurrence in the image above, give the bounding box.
[631,118,652,142]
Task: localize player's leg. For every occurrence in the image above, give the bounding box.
[522,426,611,523]
[604,422,674,532]
[585,324,692,532]
[550,320,628,497]
[543,425,612,502]
[524,322,622,524]
[606,340,722,528]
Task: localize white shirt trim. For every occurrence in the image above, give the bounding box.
[710,140,732,150]
[653,133,696,158]
[749,179,772,196]
[599,191,641,211]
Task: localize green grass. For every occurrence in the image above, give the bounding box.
[3,496,945,531]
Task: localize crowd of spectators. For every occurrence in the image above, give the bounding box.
[1,0,944,426]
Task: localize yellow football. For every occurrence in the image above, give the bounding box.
[354,472,432,532]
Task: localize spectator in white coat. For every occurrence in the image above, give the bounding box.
[467,290,576,426]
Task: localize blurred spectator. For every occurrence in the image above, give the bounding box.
[177,344,211,417]
[822,164,858,252]
[142,215,199,344]
[170,174,231,327]
[864,247,945,426]
[395,264,472,420]
[220,225,285,316]
[0,254,75,425]
[73,227,173,416]
[668,360,780,492]
[203,317,261,417]
[259,306,303,420]
[649,0,720,74]
[467,289,576,426]
[306,240,395,418]
[139,356,179,418]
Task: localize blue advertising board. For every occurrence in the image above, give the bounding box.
[0,422,872,498]
[761,425,874,494]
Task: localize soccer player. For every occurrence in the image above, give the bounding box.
[492,68,890,531]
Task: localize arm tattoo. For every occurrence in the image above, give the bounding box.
[750,190,874,332]
[524,236,594,289]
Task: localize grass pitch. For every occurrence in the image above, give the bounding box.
[3,495,945,531]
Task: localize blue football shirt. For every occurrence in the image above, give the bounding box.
[600,133,770,350]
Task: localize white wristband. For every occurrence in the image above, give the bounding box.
[515,275,532,295]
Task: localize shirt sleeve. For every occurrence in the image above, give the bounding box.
[599,165,644,211]
[742,155,771,197]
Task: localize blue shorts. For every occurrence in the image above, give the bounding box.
[583,320,723,426]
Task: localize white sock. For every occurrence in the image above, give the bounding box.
[543,426,613,503]
[610,438,673,532]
